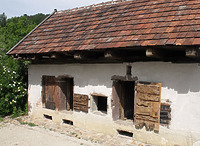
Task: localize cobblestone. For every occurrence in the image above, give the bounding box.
[1,116,152,146]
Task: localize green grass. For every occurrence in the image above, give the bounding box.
[17,118,37,127]
[27,123,37,127]
[0,117,3,122]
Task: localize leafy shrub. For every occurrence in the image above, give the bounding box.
[0,55,28,117]
[0,13,47,117]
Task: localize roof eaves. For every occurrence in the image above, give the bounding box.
[6,9,57,55]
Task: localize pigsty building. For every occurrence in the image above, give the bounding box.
[7,0,200,145]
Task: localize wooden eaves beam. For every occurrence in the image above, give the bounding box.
[74,52,88,59]
[186,48,199,58]
[146,48,163,58]
[74,51,103,60]
[104,50,119,59]
[14,53,58,60]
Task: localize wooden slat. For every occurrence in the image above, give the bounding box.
[152,102,160,118]
[73,94,88,113]
[135,105,151,116]
[136,84,160,95]
[136,93,160,101]
[135,98,151,107]
[135,115,158,122]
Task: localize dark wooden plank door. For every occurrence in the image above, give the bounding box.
[42,76,56,110]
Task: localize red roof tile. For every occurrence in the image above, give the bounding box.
[8,0,200,54]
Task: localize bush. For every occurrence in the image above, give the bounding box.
[0,55,28,117]
[0,13,47,117]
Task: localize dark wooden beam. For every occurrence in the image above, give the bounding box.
[186,49,199,58]
[14,56,22,60]
[111,75,138,81]
[146,48,163,58]
[74,51,104,60]
[104,50,116,58]
[74,52,87,59]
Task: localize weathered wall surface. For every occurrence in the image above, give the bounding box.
[28,62,200,145]
[132,62,200,133]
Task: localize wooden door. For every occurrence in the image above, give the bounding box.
[134,82,161,132]
[42,76,56,110]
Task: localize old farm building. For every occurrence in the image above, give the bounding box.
[7,0,200,145]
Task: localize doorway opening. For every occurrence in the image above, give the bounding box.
[112,80,135,121]
[121,81,135,120]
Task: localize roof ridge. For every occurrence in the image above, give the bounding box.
[56,0,131,14]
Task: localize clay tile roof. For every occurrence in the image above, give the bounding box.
[7,0,200,55]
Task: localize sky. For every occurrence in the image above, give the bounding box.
[1,0,110,18]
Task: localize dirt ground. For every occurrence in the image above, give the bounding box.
[0,116,149,146]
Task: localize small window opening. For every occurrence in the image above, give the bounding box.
[44,114,52,120]
[63,119,73,125]
[91,94,107,114]
[97,97,107,112]
[117,130,133,137]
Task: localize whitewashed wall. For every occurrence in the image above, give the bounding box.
[28,62,200,133]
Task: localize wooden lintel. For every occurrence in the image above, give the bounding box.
[91,93,107,97]
[111,75,138,81]
[146,48,162,58]
[186,49,199,58]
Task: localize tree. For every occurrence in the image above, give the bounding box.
[0,13,48,117]
[0,13,7,27]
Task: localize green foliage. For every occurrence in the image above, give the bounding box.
[17,118,37,127]
[0,12,47,117]
[0,13,7,27]
[0,55,28,117]
[26,13,49,24]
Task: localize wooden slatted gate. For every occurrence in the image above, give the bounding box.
[134,82,161,132]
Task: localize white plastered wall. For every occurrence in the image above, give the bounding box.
[28,62,200,144]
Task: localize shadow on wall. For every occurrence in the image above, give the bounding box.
[29,63,200,94]
[28,64,126,88]
[133,62,200,94]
